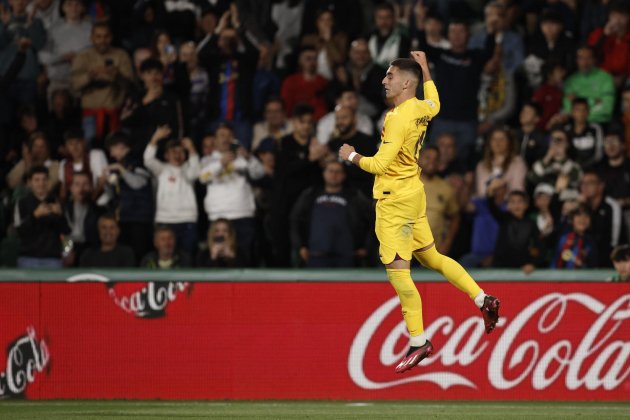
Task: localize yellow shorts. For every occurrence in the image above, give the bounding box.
[375,186,435,264]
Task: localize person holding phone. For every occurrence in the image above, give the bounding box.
[71,21,133,146]
[196,219,240,268]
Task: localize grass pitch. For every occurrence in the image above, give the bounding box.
[0,400,629,419]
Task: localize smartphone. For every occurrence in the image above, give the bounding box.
[165,44,175,55]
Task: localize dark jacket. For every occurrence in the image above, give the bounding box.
[15,193,70,258]
[488,197,543,268]
[290,186,373,254]
[140,250,192,268]
[63,200,103,249]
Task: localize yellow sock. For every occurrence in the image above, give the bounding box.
[387,268,424,337]
[413,246,482,300]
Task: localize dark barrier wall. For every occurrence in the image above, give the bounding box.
[0,270,628,400]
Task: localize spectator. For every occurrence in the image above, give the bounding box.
[195,7,218,65]
[252,42,281,120]
[316,89,374,145]
[300,8,348,81]
[459,182,505,268]
[529,128,582,201]
[563,97,604,168]
[196,218,240,268]
[609,244,630,282]
[7,132,60,192]
[281,46,329,122]
[368,2,410,70]
[474,127,527,197]
[143,126,199,256]
[71,22,133,146]
[140,225,192,268]
[63,171,102,265]
[435,132,467,176]
[594,127,630,242]
[327,105,377,198]
[410,7,450,51]
[150,30,190,103]
[252,97,293,152]
[419,146,460,256]
[579,169,623,267]
[27,0,61,30]
[270,104,327,266]
[122,58,184,160]
[524,10,575,88]
[0,0,46,126]
[424,19,495,158]
[623,86,630,153]
[486,181,540,273]
[552,203,599,269]
[155,0,201,44]
[270,0,305,72]
[79,214,135,267]
[469,1,524,74]
[38,0,92,99]
[477,43,517,136]
[532,182,557,265]
[44,88,81,158]
[587,2,630,87]
[515,101,548,168]
[203,23,258,149]
[532,61,567,130]
[581,0,612,44]
[103,132,154,261]
[198,123,264,266]
[290,160,372,267]
[333,38,386,118]
[562,45,615,124]
[14,165,70,268]
[179,41,208,144]
[58,128,107,200]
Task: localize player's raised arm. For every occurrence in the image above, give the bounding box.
[411,51,440,118]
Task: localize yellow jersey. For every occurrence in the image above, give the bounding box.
[359,81,440,199]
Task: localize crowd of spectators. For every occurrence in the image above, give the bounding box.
[1,0,630,273]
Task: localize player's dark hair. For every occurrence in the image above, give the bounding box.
[28,165,49,180]
[292,103,315,119]
[611,244,630,262]
[571,97,589,108]
[390,58,421,81]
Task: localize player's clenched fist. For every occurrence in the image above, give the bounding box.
[339,143,355,161]
[410,51,428,68]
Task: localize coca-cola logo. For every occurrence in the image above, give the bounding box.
[0,327,50,399]
[348,293,630,391]
[67,274,191,318]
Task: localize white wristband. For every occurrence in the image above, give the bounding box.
[348,151,358,162]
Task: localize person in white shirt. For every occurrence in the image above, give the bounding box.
[316,89,373,145]
[27,0,61,30]
[199,123,264,266]
[143,125,200,256]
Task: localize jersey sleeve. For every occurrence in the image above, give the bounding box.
[422,80,440,119]
[358,113,406,175]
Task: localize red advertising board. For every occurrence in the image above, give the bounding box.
[1,280,629,400]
